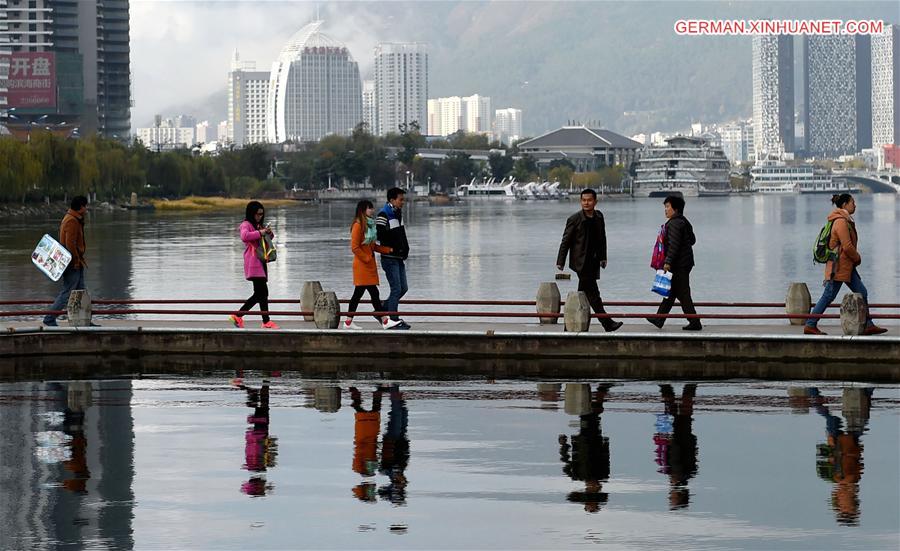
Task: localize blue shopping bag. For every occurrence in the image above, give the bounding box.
[651,270,672,297]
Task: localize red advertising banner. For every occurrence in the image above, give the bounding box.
[7,52,57,109]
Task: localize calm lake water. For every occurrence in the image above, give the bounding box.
[1,374,898,550]
[0,195,898,321]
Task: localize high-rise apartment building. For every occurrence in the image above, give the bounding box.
[720,120,754,164]
[426,95,492,137]
[1,0,131,139]
[752,35,794,159]
[804,35,869,157]
[872,24,900,150]
[362,79,375,132]
[227,50,269,147]
[373,42,427,136]
[464,94,491,135]
[494,107,523,145]
[267,20,362,143]
[427,96,464,136]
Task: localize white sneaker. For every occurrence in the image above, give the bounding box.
[343,319,362,330]
[382,318,403,330]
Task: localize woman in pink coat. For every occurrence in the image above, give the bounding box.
[230,201,279,329]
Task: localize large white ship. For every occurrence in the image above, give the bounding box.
[749,160,856,194]
[632,136,731,198]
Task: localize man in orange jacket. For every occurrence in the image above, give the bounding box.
[44,196,97,326]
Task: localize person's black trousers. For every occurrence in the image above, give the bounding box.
[576,272,618,331]
[653,270,700,328]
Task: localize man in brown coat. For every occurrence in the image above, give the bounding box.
[44,196,95,326]
[556,189,622,332]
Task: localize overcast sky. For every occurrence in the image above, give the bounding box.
[130,1,394,126]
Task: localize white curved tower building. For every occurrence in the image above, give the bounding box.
[266,21,362,143]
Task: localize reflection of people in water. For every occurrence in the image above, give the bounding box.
[377,385,410,505]
[350,386,384,502]
[350,385,411,504]
[62,382,93,494]
[559,384,612,513]
[233,374,278,497]
[808,387,872,526]
[654,384,698,510]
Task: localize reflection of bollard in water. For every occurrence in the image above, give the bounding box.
[301,281,323,322]
[564,383,591,416]
[67,381,93,410]
[537,383,562,400]
[536,282,561,325]
[787,387,812,414]
[564,291,591,332]
[841,388,871,434]
[785,282,811,326]
[840,293,867,335]
[314,291,340,329]
[314,386,342,412]
[66,290,92,327]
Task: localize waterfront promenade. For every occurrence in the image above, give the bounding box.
[2,318,898,382]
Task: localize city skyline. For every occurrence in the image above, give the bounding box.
[125,2,898,137]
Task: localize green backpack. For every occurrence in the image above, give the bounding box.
[812,220,838,264]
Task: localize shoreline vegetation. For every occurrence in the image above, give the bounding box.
[151,196,299,211]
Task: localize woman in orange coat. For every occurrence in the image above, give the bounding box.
[805,194,887,335]
[344,200,392,329]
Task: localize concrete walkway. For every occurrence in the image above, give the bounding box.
[2,319,898,382]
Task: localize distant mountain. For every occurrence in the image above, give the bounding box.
[152,1,898,137]
[140,89,227,129]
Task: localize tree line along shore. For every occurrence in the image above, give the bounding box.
[0,122,628,208]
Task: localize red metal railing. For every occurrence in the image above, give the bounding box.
[0,298,897,321]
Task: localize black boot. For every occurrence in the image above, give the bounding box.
[646,317,664,329]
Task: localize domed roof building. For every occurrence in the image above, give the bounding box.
[266,21,363,143]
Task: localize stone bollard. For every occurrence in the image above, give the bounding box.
[840,292,867,335]
[564,383,591,416]
[785,282,812,326]
[301,281,323,322]
[130,192,138,208]
[564,291,591,332]
[536,282,561,325]
[66,290,92,327]
[313,290,340,329]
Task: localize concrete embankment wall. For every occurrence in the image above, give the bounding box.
[2,328,898,382]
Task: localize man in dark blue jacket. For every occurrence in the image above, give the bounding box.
[376,188,411,329]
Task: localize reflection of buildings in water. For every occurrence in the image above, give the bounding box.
[0,380,134,548]
[806,387,872,526]
[350,385,410,505]
[235,378,278,497]
[653,384,698,510]
[88,214,134,304]
[558,383,612,513]
[537,383,561,411]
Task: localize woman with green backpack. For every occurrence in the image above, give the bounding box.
[805,194,887,336]
[230,201,279,329]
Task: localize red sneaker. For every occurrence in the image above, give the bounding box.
[803,326,826,336]
[261,321,280,329]
[229,315,244,329]
[863,325,888,335]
